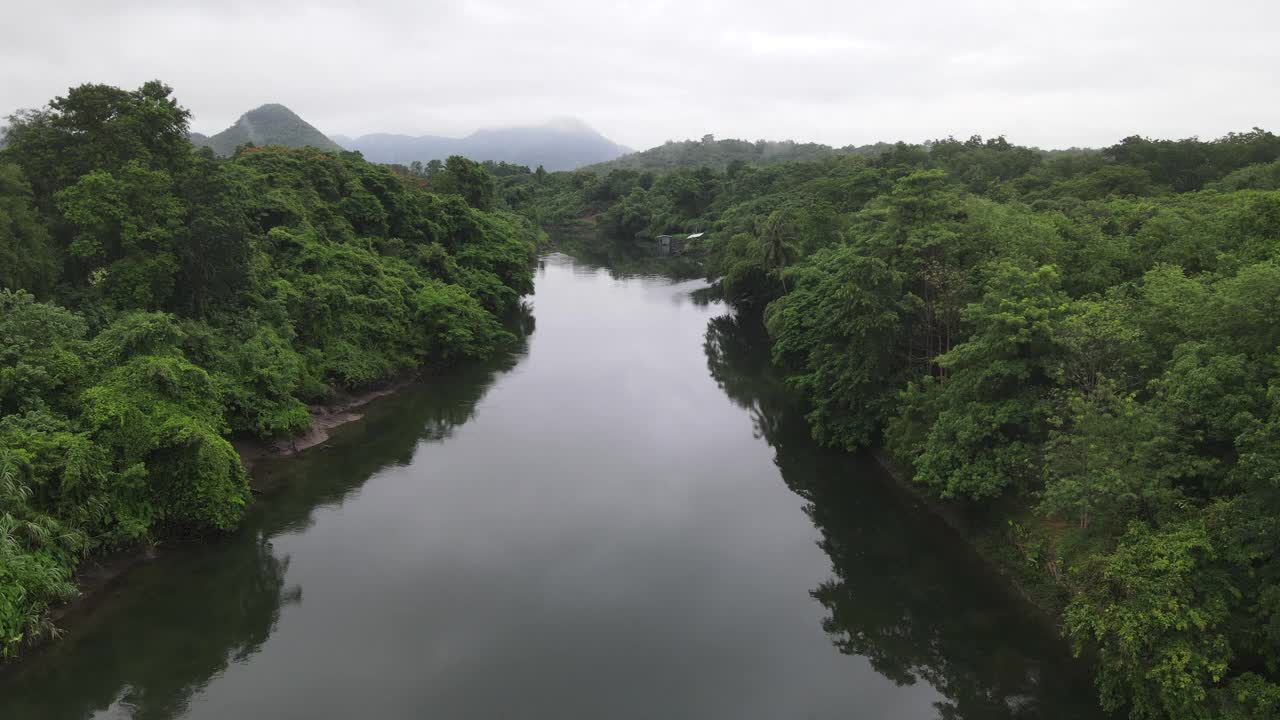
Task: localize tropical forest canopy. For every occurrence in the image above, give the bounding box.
[0,81,537,659]
[7,76,1280,720]
[491,129,1280,720]
[582,134,894,173]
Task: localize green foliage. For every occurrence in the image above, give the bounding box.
[183,321,311,439]
[0,290,87,415]
[0,81,536,659]
[529,122,1280,719]
[2,80,191,206]
[1210,158,1280,191]
[1040,384,1191,531]
[432,155,496,211]
[56,162,183,310]
[585,136,887,173]
[0,164,56,293]
[900,263,1068,499]
[767,246,911,449]
[1063,515,1263,719]
[1104,129,1280,192]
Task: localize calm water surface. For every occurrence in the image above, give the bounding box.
[1,254,1104,719]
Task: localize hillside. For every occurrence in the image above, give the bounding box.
[194,104,343,156]
[584,137,894,173]
[338,119,628,171]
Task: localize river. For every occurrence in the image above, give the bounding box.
[0,254,1105,719]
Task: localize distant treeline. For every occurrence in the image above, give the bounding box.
[581,135,894,173]
[499,129,1280,720]
[0,81,537,658]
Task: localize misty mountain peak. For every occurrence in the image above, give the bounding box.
[342,119,628,171]
[539,117,597,134]
[193,103,342,156]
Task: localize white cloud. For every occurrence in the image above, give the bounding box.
[718,29,869,58]
[2,0,1277,150]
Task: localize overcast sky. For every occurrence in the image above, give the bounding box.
[3,0,1278,150]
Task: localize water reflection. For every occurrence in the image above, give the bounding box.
[0,533,298,720]
[0,264,1106,720]
[0,319,532,720]
[702,311,1105,720]
[543,233,704,281]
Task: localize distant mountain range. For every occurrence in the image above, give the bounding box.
[191,104,343,156]
[333,119,629,171]
[190,104,628,171]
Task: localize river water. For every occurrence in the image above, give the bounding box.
[0,254,1104,719]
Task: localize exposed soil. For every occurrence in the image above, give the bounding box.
[234,379,412,473]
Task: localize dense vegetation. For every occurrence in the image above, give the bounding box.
[192,103,344,156]
[584,134,892,173]
[6,77,1280,720]
[704,312,1102,719]
[514,130,1280,719]
[0,81,536,658]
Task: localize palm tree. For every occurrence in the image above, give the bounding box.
[758,210,795,292]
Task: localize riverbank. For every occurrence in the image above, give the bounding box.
[234,378,414,474]
[870,450,1071,632]
[8,377,419,666]
[2,257,1106,718]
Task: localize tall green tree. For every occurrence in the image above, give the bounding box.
[55,161,184,310]
[2,81,191,208]
[0,164,56,293]
[434,155,496,211]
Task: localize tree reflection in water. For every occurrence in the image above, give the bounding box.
[703,311,1106,720]
[0,312,533,720]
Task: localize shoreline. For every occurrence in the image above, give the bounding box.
[869,449,1068,634]
[234,377,414,473]
[14,376,418,664]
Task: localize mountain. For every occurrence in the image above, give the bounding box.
[193,104,342,156]
[339,119,629,171]
[585,137,894,173]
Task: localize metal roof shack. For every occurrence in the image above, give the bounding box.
[656,232,704,256]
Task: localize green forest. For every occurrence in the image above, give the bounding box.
[0,82,537,659]
[7,78,1280,720]
[500,131,1280,719]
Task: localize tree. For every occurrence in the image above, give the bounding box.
[1039,385,1192,531]
[173,151,254,316]
[1065,516,1243,720]
[433,155,495,211]
[901,263,1067,499]
[1,81,191,209]
[758,209,795,291]
[83,313,249,532]
[767,246,912,450]
[0,290,87,416]
[0,81,541,664]
[55,161,184,310]
[0,164,56,293]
